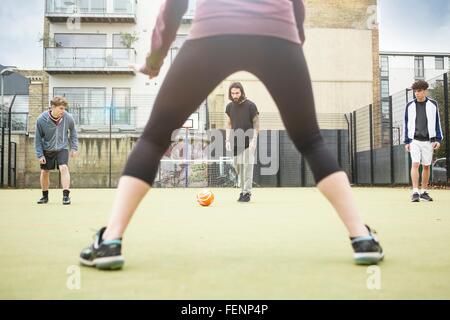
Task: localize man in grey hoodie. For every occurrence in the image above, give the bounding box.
[35,96,78,205]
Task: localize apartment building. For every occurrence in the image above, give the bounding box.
[32,0,381,187]
[380,51,450,117]
[43,0,381,132]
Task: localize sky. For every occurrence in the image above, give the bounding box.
[377,0,450,53]
[0,0,449,70]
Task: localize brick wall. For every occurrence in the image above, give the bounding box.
[304,0,377,29]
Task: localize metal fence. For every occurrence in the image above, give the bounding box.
[1,72,449,188]
[349,71,450,186]
[0,95,20,188]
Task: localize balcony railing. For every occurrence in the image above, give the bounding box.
[45,0,136,23]
[44,47,136,74]
[69,106,137,128]
[182,0,196,21]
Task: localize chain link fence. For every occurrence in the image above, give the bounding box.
[349,71,449,186]
[1,71,449,188]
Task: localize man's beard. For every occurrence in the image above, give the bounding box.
[233,97,245,103]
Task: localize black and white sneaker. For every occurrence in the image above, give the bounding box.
[420,191,433,202]
[79,227,124,270]
[37,197,48,204]
[411,192,420,202]
[237,192,244,202]
[351,225,384,265]
[240,192,251,202]
[62,195,71,205]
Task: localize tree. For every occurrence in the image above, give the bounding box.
[38,33,59,47]
[428,74,449,160]
[119,32,139,48]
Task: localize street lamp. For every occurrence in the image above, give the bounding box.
[0,66,17,188]
[1,67,18,128]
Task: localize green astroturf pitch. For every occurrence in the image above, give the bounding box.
[1,188,449,299]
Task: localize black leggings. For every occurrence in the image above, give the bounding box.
[123,35,341,185]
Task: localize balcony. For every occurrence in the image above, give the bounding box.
[70,107,137,131]
[44,47,136,74]
[45,0,136,23]
[181,0,196,22]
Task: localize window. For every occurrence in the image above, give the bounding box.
[112,34,131,66]
[49,0,107,14]
[113,34,127,48]
[435,56,444,70]
[53,34,107,67]
[54,34,107,47]
[380,55,389,77]
[381,101,390,113]
[414,56,424,79]
[91,0,106,12]
[11,113,28,131]
[381,79,389,98]
[79,0,106,13]
[112,88,130,107]
[51,0,74,13]
[54,88,106,126]
[112,88,132,125]
[1,95,29,131]
[53,88,135,127]
[114,0,131,13]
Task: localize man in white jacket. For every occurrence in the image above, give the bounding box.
[404,80,443,202]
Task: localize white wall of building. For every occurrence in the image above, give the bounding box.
[385,54,450,95]
[47,2,375,130]
[424,56,450,79]
[386,55,415,94]
[47,0,189,129]
[212,28,375,117]
[305,28,374,114]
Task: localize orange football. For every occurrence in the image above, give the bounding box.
[197,189,214,206]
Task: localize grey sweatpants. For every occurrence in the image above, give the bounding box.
[233,147,256,194]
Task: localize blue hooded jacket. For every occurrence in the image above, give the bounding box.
[35,111,78,159]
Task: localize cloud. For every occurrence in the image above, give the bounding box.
[378,0,450,52]
[0,0,165,70]
[0,0,44,69]
[0,0,448,69]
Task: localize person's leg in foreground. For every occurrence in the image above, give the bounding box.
[249,37,383,265]
[79,38,238,270]
[79,36,383,270]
